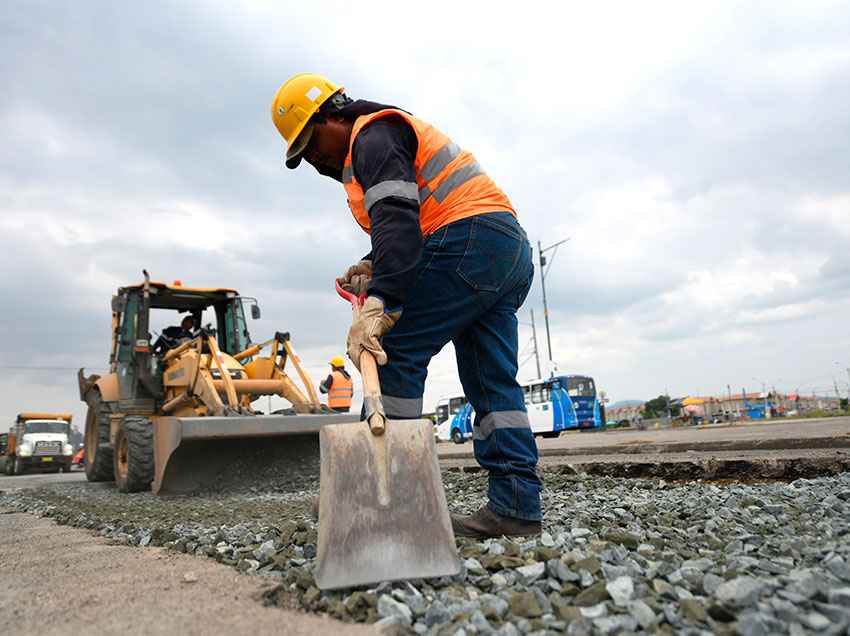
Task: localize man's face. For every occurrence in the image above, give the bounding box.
[303,118,350,177]
[181,317,194,331]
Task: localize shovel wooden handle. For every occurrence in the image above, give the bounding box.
[359,351,386,435]
[336,280,387,436]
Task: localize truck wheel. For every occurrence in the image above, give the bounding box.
[14,456,26,476]
[451,428,464,444]
[114,416,154,493]
[84,392,114,482]
[5,457,14,476]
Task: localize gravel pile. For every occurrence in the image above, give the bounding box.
[3,468,850,635]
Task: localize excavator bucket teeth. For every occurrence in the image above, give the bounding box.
[153,414,359,495]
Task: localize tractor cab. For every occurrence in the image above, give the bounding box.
[109,278,261,403]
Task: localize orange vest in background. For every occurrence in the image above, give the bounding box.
[342,109,515,236]
[328,370,353,409]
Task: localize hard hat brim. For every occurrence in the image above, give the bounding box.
[285,123,314,169]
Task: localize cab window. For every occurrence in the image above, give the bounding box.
[117,293,139,363]
[25,421,69,434]
[531,383,551,404]
[449,397,467,414]
[223,300,251,354]
[436,405,449,424]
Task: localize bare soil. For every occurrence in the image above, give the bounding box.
[0,511,373,636]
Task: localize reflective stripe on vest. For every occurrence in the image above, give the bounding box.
[342,109,515,237]
[328,371,353,409]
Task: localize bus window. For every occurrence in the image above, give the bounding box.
[522,385,532,405]
[449,397,467,414]
[436,404,449,424]
[531,383,544,404]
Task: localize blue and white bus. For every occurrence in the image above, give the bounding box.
[435,375,602,443]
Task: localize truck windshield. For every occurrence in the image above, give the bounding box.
[24,421,69,434]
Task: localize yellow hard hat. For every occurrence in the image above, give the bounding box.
[330,355,345,368]
[271,73,342,169]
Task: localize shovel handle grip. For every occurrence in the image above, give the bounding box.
[359,351,386,435]
[337,280,386,435]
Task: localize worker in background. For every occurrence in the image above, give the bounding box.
[319,356,353,413]
[271,74,542,538]
[154,315,198,355]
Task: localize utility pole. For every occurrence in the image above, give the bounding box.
[537,238,570,376]
[727,384,733,420]
[763,381,769,418]
[530,309,541,379]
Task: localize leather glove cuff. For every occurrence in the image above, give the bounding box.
[346,296,401,369]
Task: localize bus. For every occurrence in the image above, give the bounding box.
[435,375,602,443]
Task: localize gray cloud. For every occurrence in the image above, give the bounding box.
[1,0,849,424]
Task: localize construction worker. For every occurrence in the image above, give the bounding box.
[319,356,353,413]
[154,315,197,355]
[271,74,542,538]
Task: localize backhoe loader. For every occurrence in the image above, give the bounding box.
[78,272,358,494]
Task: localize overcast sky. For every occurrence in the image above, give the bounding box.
[1,0,849,425]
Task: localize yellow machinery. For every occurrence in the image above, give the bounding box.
[78,272,357,494]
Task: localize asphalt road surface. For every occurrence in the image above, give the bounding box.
[3,416,848,491]
[0,468,86,490]
[438,415,850,458]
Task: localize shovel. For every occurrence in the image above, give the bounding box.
[313,282,461,590]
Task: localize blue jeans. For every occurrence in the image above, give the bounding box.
[378,212,542,521]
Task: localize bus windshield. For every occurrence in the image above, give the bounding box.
[449,397,467,414]
[566,377,596,398]
[24,421,69,435]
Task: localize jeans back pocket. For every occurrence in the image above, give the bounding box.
[457,215,523,292]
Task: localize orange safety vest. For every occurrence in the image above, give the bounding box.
[343,109,515,237]
[327,370,353,409]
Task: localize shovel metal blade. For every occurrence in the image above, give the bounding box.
[314,418,461,590]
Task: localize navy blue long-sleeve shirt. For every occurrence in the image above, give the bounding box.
[351,116,421,311]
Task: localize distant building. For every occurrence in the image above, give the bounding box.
[607,403,644,422]
[681,392,841,420]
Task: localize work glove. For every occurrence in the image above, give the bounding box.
[346,296,401,370]
[338,259,372,296]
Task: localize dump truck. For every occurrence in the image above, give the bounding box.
[4,413,74,475]
[78,272,357,494]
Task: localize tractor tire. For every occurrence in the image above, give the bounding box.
[5,457,14,476]
[14,456,26,476]
[114,416,154,493]
[84,392,114,482]
[451,428,464,444]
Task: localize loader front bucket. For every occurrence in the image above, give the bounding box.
[152,414,359,495]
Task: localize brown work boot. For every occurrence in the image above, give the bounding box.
[451,505,541,538]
